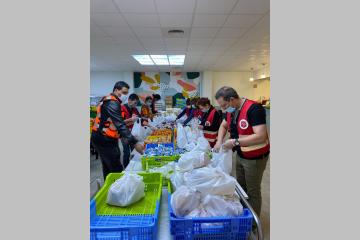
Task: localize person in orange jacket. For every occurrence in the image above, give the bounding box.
[91,81,144,180]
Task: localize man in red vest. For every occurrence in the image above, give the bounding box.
[214,86,270,217]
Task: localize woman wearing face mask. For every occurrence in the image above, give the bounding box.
[181,97,201,126]
[197,97,221,148]
[176,98,192,121]
[141,96,155,121]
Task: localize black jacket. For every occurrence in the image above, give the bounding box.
[97,94,138,145]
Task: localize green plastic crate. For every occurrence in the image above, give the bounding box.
[93,172,162,216]
[141,155,180,170]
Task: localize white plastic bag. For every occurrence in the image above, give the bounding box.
[176,123,188,148]
[131,119,142,140]
[178,151,211,171]
[183,167,236,196]
[192,137,211,152]
[211,148,233,174]
[201,194,243,217]
[170,185,201,217]
[106,173,145,207]
[149,161,175,179]
[170,171,185,191]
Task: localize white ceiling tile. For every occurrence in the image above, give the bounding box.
[188,38,213,46]
[159,14,193,28]
[187,44,209,52]
[216,27,247,38]
[91,24,107,36]
[165,38,188,45]
[123,14,160,27]
[196,0,237,14]
[102,26,135,37]
[190,27,219,38]
[211,38,238,46]
[207,46,228,53]
[133,27,163,38]
[91,13,128,27]
[165,38,189,51]
[224,14,262,28]
[139,38,166,51]
[232,0,270,14]
[193,14,228,27]
[114,0,157,13]
[155,0,196,14]
[91,0,118,13]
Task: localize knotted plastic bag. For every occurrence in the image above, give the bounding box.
[106,173,145,207]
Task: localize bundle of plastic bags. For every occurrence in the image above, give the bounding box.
[185,194,243,218]
[183,167,237,196]
[106,173,145,207]
[171,185,243,218]
[210,148,233,174]
[170,185,201,217]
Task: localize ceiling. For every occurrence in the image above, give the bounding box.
[91,0,269,72]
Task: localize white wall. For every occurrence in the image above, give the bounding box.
[90,71,133,96]
[212,71,254,104]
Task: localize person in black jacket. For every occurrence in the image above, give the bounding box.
[151,94,161,114]
[91,81,144,180]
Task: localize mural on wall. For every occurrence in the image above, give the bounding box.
[134,72,201,106]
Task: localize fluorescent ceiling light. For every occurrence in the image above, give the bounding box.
[168,55,185,65]
[150,55,169,65]
[132,55,154,65]
[132,54,185,66]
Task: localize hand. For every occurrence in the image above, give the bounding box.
[213,141,222,152]
[131,115,138,122]
[222,139,235,150]
[134,143,144,154]
[198,125,204,130]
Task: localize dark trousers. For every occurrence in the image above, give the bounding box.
[91,131,123,180]
[121,138,134,169]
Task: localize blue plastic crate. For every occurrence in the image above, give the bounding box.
[90,199,160,240]
[168,190,253,240]
[145,143,174,150]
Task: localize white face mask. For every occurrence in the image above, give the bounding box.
[120,94,128,103]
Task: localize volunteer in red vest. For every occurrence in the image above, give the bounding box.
[120,93,141,169]
[91,81,144,180]
[213,86,270,217]
[182,97,203,126]
[196,97,221,148]
[176,98,192,121]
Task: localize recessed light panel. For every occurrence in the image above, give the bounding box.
[132,55,154,65]
[150,55,169,65]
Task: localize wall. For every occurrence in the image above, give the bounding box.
[211,71,254,104]
[253,78,270,101]
[90,71,133,96]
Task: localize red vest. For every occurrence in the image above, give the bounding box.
[121,104,139,130]
[227,99,270,159]
[194,109,203,119]
[202,108,218,147]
